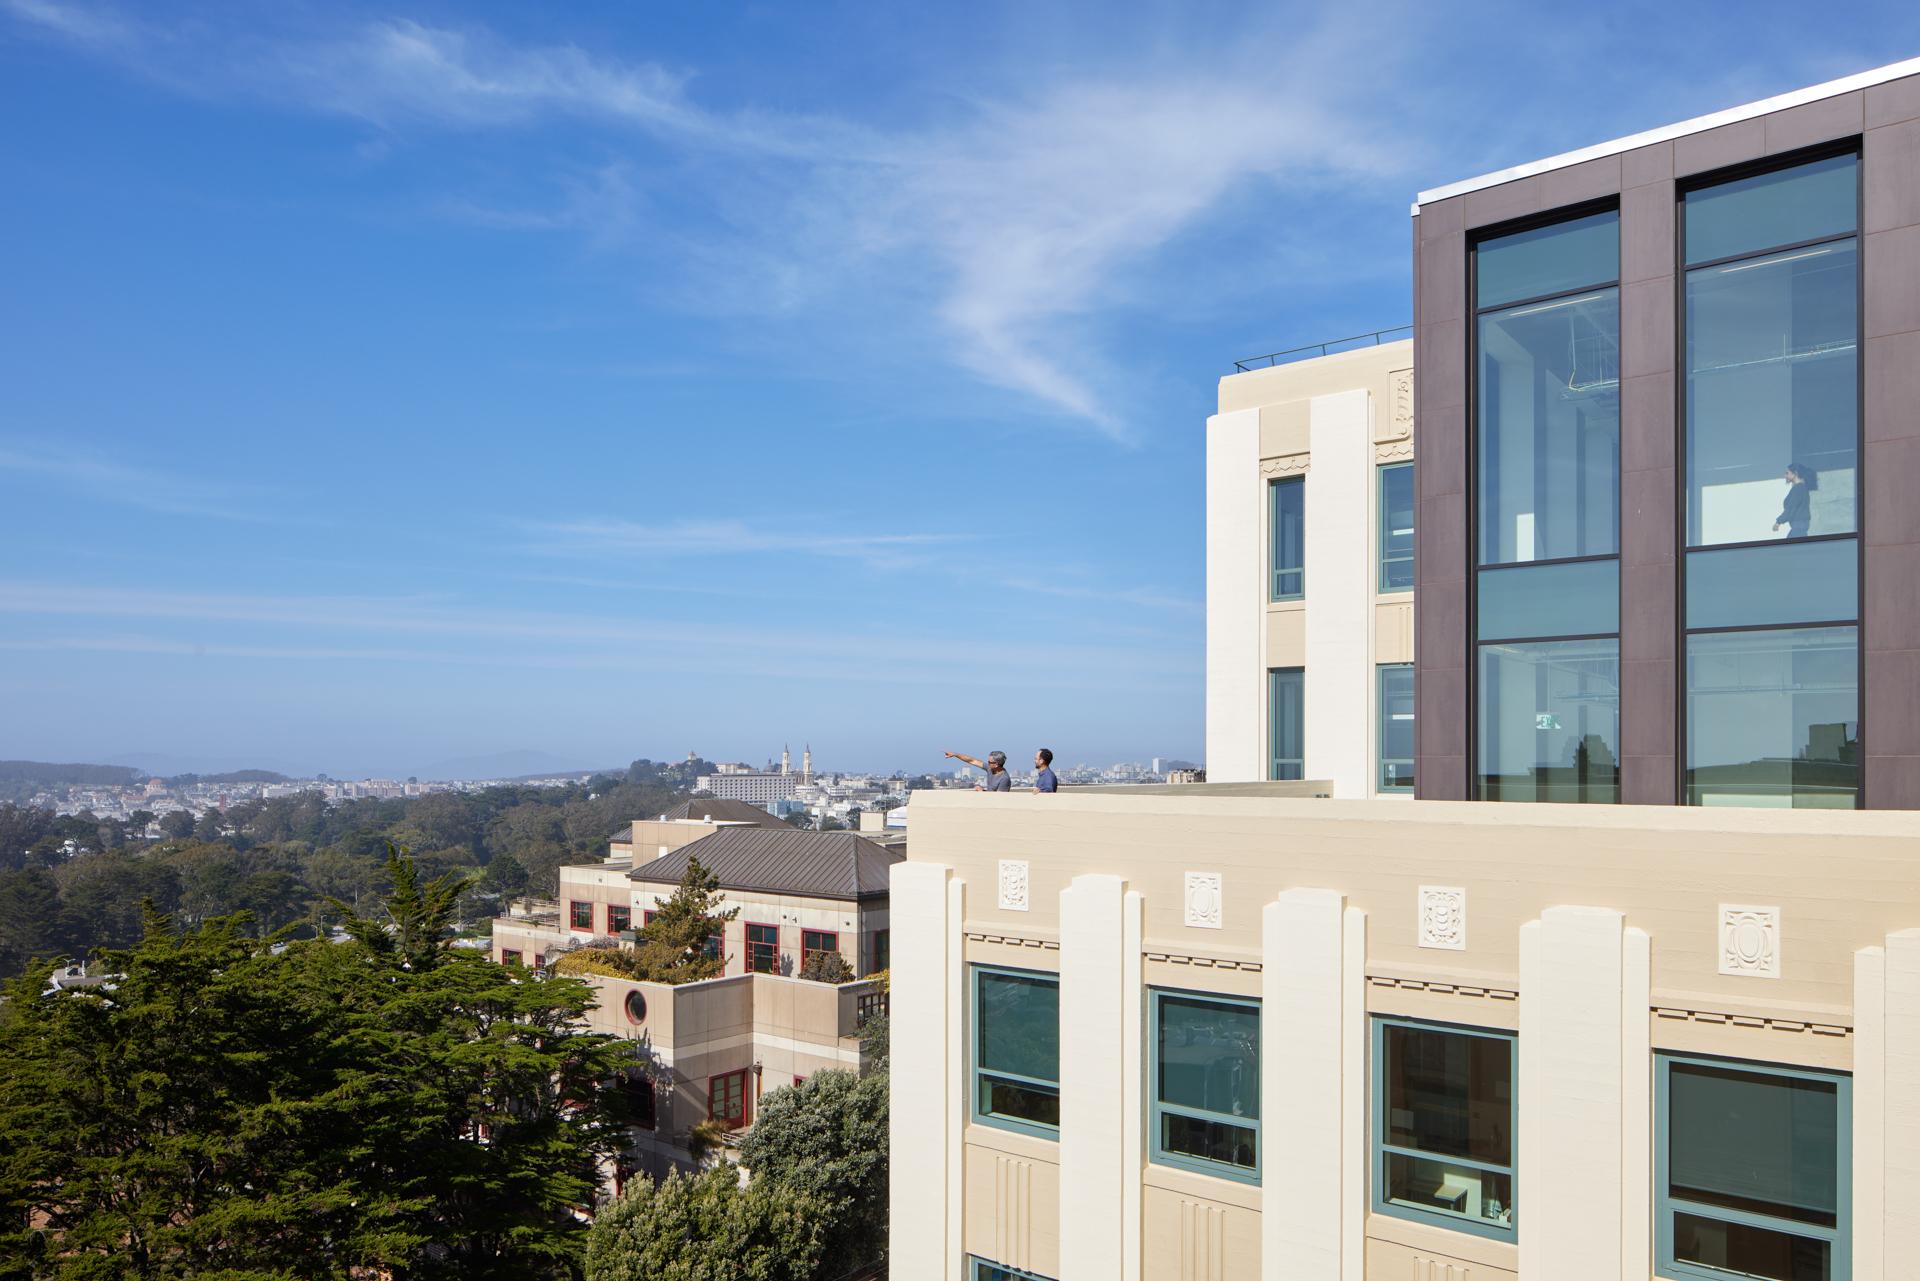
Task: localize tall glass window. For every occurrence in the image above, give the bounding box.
[972,966,1059,1138]
[1683,151,1860,808]
[1657,1054,1849,1281]
[1379,462,1415,593]
[1373,1018,1515,1241]
[1268,667,1304,781]
[1378,663,1415,792]
[1473,210,1621,803]
[1270,476,1305,601]
[1151,990,1259,1183]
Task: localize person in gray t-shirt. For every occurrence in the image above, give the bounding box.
[944,749,1012,791]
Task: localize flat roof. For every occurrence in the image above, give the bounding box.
[1414,54,1920,212]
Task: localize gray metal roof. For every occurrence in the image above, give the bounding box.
[656,797,788,827]
[629,826,901,901]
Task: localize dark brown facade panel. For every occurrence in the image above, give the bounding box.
[1622,278,1677,377]
[1622,468,1678,568]
[1673,117,1767,178]
[1864,756,1920,809]
[1866,73,1920,129]
[1417,196,1464,242]
[1414,320,1465,421]
[1862,644,1920,756]
[1864,117,1920,234]
[1764,91,1863,155]
[1539,153,1622,210]
[1415,491,1465,587]
[1418,755,1467,802]
[1621,372,1678,474]
[1621,754,1677,806]
[1620,659,1676,754]
[1417,230,1466,324]
[1623,140,1674,189]
[1864,332,1920,442]
[1865,226,1920,338]
[1621,183,1677,284]
[1461,175,1542,231]
[1863,436,1920,546]
[1416,409,1466,501]
[1417,562,1465,650]
[1864,542,1920,650]
[1620,561,1676,656]
[1415,664,1465,756]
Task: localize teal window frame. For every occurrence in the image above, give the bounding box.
[1371,1015,1517,1242]
[1149,988,1261,1185]
[1270,476,1305,601]
[1655,1051,1851,1281]
[971,964,1060,1140]
[968,1259,1056,1281]
[1377,663,1415,792]
[1268,667,1304,782]
[1378,461,1415,593]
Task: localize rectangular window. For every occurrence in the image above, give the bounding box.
[1378,664,1415,792]
[1682,150,1860,811]
[1657,1054,1849,1281]
[873,928,890,973]
[746,923,779,973]
[1378,462,1415,593]
[622,1070,655,1131]
[1270,476,1305,601]
[642,909,657,927]
[1686,627,1858,808]
[1473,209,1622,805]
[969,1260,1057,1281]
[1268,667,1304,782]
[973,966,1059,1138]
[802,929,839,967]
[708,1068,749,1130]
[607,904,631,934]
[704,934,723,963]
[569,900,593,930]
[499,949,522,967]
[1151,990,1259,1183]
[1477,638,1619,802]
[1373,1017,1516,1241]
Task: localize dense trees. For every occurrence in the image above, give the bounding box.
[0,856,632,1279]
[0,768,689,980]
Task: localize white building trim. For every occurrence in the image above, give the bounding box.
[1206,408,1263,783]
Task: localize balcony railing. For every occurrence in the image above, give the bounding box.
[1233,324,1413,373]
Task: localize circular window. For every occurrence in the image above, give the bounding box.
[624,990,648,1024]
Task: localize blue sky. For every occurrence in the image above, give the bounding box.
[3,1,1917,778]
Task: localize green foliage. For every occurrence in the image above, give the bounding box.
[631,856,737,984]
[739,1069,889,1279]
[797,950,853,984]
[0,856,631,1280]
[583,1168,828,1281]
[552,947,652,980]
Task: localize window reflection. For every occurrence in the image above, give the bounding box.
[1477,638,1619,803]
[1686,627,1858,808]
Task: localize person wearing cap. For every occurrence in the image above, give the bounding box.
[944,748,1012,791]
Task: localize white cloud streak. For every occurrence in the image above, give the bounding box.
[3,2,1416,441]
[516,517,971,570]
[0,445,285,521]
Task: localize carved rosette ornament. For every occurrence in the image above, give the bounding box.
[1719,905,1780,978]
[1184,872,1223,929]
[1418,885,1467,951]
[996,860,1029,912]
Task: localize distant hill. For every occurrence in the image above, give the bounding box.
[0,760,144,787]
[414,750,611,781]
[164,770,292,785]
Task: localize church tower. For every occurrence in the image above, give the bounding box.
[802,744,812,781]
[781,744,791,775]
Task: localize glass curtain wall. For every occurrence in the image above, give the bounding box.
[1270,476,1305,601]
[1269,667,1304,781]
[1472,209,1622,802]
[1682,151,1860,808]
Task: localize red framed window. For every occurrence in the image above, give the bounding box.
[793,1074,806,1088]
[642,909,657,927]
[708,1068,749,1129]
[705,934,723,962]
[801,929,839,967]
[745,923,779,973]
[500,949,522,967]
[569,900,594,930]
[607,904,631,934]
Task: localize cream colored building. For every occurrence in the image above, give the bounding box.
[1207,340,1416,796]
[893,786,1920,1281]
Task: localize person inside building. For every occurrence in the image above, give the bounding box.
[944,748,1011,791]
[1033,748,1058,793]
[1773,461,1817,539]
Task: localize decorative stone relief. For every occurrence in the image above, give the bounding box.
[996,860,1029,912]
[1374,440,1414,463]
[1719,905,1781,978]
[1184,872,1223,929]
[1383,367,1414,441]
[1259,454,1310,477]
[1418,885,1467,951]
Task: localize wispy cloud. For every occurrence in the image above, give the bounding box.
[0,444,285,522]
[516,517,973,570]
[2,3,1417,441]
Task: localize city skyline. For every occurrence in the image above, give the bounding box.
[5,1,1919,776]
